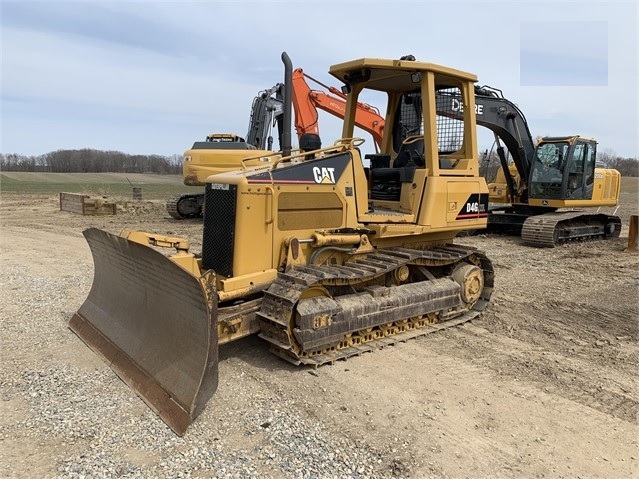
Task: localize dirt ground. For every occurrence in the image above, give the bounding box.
[1,185,638,479]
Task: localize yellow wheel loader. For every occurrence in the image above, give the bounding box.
[70,53,495,436]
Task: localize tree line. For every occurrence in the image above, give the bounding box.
[596,149,639,177]
[0,149,182,174]
[1,147,637,177]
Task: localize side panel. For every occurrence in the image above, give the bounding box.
[417,177,489,231]
[277,191,344,230]
[447,182,489,223]
[231,184,275,278]
[592,169,621,203]
[400,169,427,215]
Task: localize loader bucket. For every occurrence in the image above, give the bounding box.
[69,228,218,436]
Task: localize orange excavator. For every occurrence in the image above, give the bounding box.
[166,68,386,219]
[291,67,384,151]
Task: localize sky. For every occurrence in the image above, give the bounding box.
[1,0,637,159]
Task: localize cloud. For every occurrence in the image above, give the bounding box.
[2,2,188,57]
[520,21,608,86]
[1,1,636,157]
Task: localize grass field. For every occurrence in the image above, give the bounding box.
[1,172,638,207]
[0,172,193,200]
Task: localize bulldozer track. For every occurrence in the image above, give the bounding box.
[521,211,622,247]
[257,245,494,367]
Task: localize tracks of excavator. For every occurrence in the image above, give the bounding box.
[166,194,205,220]
[521,211,622,247]
[256,245,494,367]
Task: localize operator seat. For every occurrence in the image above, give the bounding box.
[369,138,424,201]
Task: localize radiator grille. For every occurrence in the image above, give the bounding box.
[202,183,237,277]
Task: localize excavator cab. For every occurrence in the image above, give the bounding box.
[528,135,620,209]
[529,136,597,200]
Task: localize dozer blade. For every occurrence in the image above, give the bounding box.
[69,227,217,436]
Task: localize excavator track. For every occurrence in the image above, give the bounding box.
[521,211,622,247]
[166,194,205,220]
[257,245,494,367]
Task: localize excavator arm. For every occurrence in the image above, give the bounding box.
[245,83,286,150]
[435,85,537,203]
[292,68,385,151]
[472,86,536,188]
[244,69,386,153]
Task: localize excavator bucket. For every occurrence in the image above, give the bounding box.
[69,228,218,436]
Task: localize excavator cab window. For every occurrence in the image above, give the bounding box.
[530,139,596,200]
[567,143,585,196]
[584,143,596,186]
[530,141,569,198]
[566,141,596,199]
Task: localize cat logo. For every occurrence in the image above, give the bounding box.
[313,166,336,184]
[247,153,349,185]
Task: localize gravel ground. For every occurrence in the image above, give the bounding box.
[1,260,397,479]
[1,187,638,479]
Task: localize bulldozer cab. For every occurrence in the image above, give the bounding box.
[330,57,481,174]
[327,57,488,229]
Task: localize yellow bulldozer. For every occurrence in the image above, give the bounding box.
[70,53,495,436]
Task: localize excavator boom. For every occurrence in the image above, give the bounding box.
[292,68,384,150]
